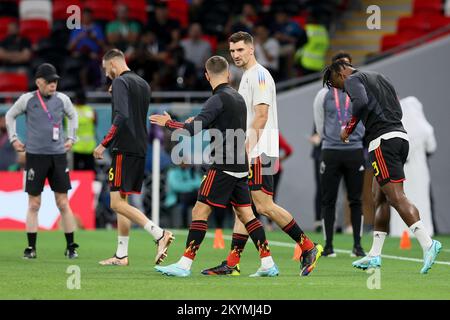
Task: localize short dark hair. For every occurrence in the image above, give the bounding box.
[103,49,125,61]
[322,60,352,88]
[229,31,253,45]
[331,51,352,64]
[205,56,229,74]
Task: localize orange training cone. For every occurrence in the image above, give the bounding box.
[400,230,411,250]
[292,243,303,260]
[213,228,225,249]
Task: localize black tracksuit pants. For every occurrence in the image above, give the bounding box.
[320,148,365,247]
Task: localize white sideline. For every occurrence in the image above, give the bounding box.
[171,230,450,266]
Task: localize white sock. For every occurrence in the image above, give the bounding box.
[368,231,387,257]
[409,221,433,252]
[261,256,275,269]
[115,236,129,258]
[143,220,164,240]
[177,256,193,270]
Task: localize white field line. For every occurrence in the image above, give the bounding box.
[171,230,450,266]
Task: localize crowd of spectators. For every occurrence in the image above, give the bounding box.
[0,0,344,92]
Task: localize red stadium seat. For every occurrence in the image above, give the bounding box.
[168,0,189,28]
[116,0,147,24]
[398,14,450,34]
[19,19,50,44]
[202,34,217,54]
[413,0,442,15]
[0,72,29,92]
[430,15,450,30]
[53,0,82,21]
[0,17,18,41]
[397,16,425,33]
[291,15,306,28]
[381,31,426,51]
[83,0,115,22]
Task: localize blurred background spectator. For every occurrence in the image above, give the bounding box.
[68,8,105,89]
[0,21,31,70]
[0,112,18,171]
[164,161,202,228]
[180,23,211,83]
[106,4,140,52]
[72,90,97,172]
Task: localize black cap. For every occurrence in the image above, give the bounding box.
[35,63,60,82]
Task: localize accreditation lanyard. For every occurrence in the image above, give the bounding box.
[333,88,350,126]
[36,90,59,141]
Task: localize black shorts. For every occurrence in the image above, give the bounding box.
[198,168,251,208]
[369,138,409,186]
[25,153,71,196]
[108,153,145,194]
[248,154,275,196]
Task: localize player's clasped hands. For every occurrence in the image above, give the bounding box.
[340,128,350,143]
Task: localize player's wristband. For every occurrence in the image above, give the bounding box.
[345,116,358,135]
[165,120,184,130]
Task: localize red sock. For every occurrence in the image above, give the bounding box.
[300,234,314,252]
[226,249,241,267]
[258,240,271,258]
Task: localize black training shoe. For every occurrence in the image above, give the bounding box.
[201,260,240,276]
[322,245,337,257]
[23,246,36,259]
[65,243,79,259]
[300,243,323,276]
[351,244,366,257]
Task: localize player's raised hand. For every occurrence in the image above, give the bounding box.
[149,111,172,127]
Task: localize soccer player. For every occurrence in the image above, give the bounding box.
[313,52,366,257]
[94,49,174,266]
[323,60,442,274]
[201,32,322,277]
[6,63,79,259]
[150,55,279,277]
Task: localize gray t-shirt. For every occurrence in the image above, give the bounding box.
[180,38,211,71]
[314,87,364,150]
[6,91,78,154]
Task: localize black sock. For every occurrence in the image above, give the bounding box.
[183,220,208,260]
[65,232,74,247]
[27,232,37,249]
[230,233,249,251]
[282,219,305,243]
[244,218,270,257]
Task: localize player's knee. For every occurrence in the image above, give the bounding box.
[56,198,69,212]
[28,202,41,213]
[385,192,404,207]
[110,199,124,213]
[254,202,274,218]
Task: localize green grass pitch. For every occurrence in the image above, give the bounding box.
[0,230,449,300]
